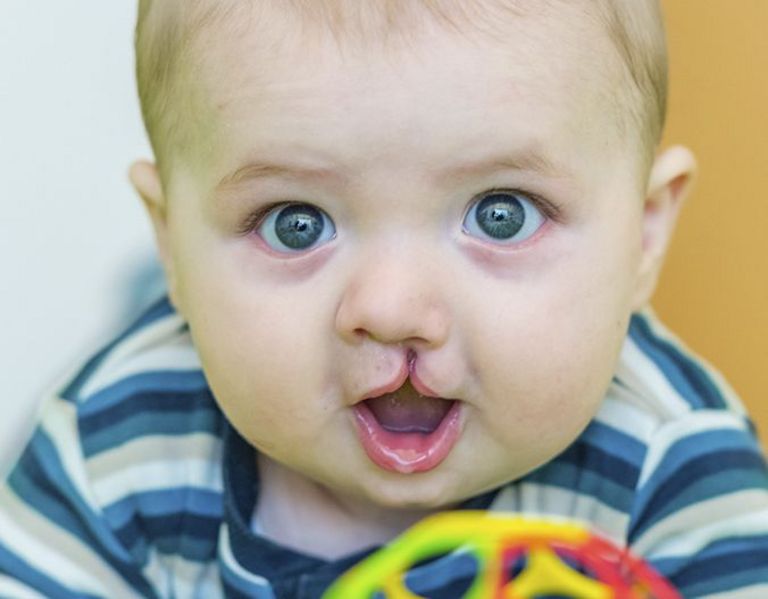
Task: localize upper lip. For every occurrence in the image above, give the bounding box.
[359,359,444,402]
[409,368,442,398]
[360,360,410,401]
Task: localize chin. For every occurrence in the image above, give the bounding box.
[355,468,475,511]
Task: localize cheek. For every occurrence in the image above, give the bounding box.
[173,249,339,443]
[460,234,637,444]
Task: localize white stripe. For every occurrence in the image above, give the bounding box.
[39,397,100,506]
[702,584,768,599]
[217,525,273,591]
[490,483,630,547]
[87,433,222,483]
[639,308,746,415]
[615,336,691,418]
[646,504,768,559]
[632,489,768,556]
[0,486,141,598]
[0,576,49,599]
[90,437,223,508]
[594,386,662,444]
[78,314,199,400]
[0,351,91,478]
[637,410,750,488]
[141,547,224,599]
[172,556,223,599]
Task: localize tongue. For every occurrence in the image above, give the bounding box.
[365,381,453,434]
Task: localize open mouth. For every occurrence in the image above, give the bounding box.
[365,383,455,434]
[352,380,463,474]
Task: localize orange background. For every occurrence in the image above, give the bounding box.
[655,1,768,437]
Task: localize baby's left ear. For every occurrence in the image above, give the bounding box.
[632,145,697,310]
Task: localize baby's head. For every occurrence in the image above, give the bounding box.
[136,0,669,182]
[131,0,695,511]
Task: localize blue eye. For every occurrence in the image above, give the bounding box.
[258,203,336,253]
[463,191,545,244]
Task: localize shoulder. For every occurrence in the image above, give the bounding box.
[605,310,768,596]
[35,296,226,511]
[589,309,760,481]
[616,308,745,418]
[61,297,224,476]
[0,298,225,596]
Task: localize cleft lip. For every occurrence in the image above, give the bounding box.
[351,353,465,473]
[409,368,442,399]
[359,360,410,403]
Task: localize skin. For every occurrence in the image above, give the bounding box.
[130,5,695,559]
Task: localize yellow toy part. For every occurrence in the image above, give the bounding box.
[322,511,681,599]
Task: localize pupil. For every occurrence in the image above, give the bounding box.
[475,194,525,239]
[275,205,324,249]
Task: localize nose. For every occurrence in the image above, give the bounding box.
[335,246,450,348]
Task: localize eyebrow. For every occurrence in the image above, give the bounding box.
[215,148,570,192]
[216,162,345,190]
[437,150,568,182]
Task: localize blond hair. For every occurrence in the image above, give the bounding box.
[136,0,667,180]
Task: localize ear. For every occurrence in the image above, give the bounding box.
[632,145,697,310]
[129,160,181,311]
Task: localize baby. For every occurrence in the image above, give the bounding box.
[2,1,767,597]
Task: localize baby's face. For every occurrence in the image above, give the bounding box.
[160,7,650,508]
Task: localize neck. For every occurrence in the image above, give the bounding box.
[254,454,443,560]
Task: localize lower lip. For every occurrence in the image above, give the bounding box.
[352,401,463,474]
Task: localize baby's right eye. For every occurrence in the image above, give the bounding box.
[257,203,337,253]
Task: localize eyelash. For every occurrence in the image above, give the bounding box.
[237,202,289,236]
[236,188,563,236]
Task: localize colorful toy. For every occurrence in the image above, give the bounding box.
[322,511,681,599]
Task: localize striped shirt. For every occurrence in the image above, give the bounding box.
[1,297,767,598]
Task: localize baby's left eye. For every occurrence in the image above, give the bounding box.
[462,191,546,244]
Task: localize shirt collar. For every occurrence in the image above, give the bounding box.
[220,420,499,586]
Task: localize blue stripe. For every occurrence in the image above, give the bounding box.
[147,526,222,562]
[668,545,768,596]
[634,427,762,505]
[81,402,222,457]
[405,551,478,596]
[105,489,222,564]
[113,508,220,555]
[550,434,641,491]
[104,488,222,529]
[630,450,767,540]
[652,426,760,480]
[79,370,208,418]
[60,297,177,404]
[682,571,768,598]
[0,542,102,599]
[629,314,726,410]
[665,468,767,519]
[8,431,158,597]
[656,534,768,570]
[581,420,647,465]
[527,460,635,512]
[82,413,221,457]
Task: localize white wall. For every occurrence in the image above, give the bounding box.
[0,3,160,465]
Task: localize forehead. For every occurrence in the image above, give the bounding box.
[181,1,634,187]
[197,0,618,87]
